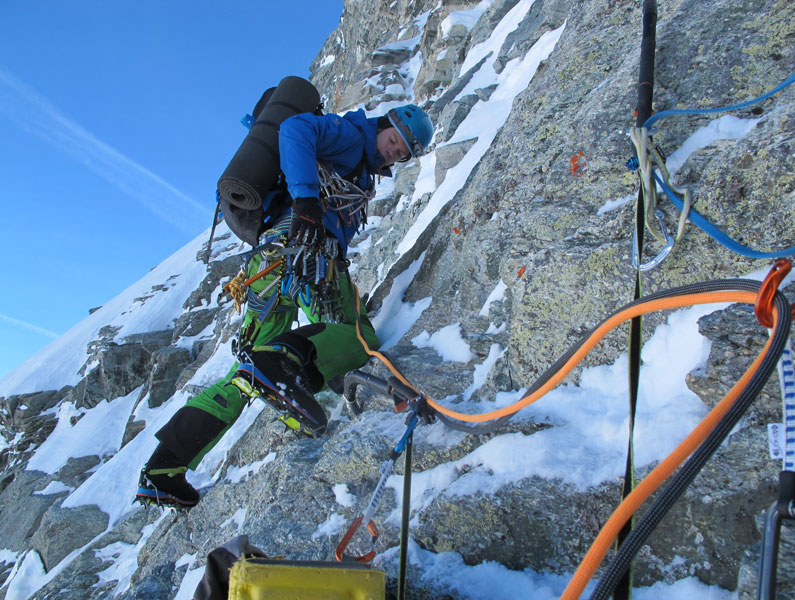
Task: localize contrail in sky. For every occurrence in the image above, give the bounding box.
[0,66,210,234]
[0,313,59,339]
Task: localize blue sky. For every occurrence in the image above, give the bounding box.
[0,2,343,382]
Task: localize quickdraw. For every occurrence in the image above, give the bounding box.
[335,372,433,578]
[626,72,795,270]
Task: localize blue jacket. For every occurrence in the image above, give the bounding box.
[278,109,385,256]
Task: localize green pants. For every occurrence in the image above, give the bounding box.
[156,264,379,470]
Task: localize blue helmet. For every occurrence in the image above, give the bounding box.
[387,104,433,158]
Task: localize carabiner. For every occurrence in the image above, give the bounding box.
[334,515,379,563]
[631,209,674,271]
[754,259,791,329]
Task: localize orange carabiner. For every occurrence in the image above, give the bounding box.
[334,515,380,563]
[754,259,792,328]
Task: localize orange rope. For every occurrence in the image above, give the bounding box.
[355,289,759,422]
[352,286,774,597]
[560,306,779,600]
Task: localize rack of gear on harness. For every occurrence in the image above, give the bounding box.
[221,229,345,327]
[220,159,373,327]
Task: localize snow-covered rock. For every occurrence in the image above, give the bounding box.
[2,0,795,598]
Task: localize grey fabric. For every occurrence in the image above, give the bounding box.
[192,535,267,600]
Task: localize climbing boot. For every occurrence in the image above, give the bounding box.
[135,443,199,508]
[136,467,200,508]
[233,351,328,436]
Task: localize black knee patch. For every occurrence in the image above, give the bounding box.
[295,322,326,338]
[261,329,326,393]
[212,393,229,408]
[155,406,227,466]
[304,362,325,394]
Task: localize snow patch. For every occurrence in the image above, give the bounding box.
[479,279,508,316]
[333,483,356,508]
[412,323,475,363]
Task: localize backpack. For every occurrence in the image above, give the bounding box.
[217,76,322,246]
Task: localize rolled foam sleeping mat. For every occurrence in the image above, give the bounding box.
[217,76,320,210]
[218,196,263,247]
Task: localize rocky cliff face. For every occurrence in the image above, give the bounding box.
[1,0,794,598]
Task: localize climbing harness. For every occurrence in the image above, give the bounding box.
[217,155,373,329]
[220,224,350,331]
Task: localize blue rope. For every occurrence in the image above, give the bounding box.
[654,172,795,259]
[643,73,795,130]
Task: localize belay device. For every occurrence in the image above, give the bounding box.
[217,76,321,246]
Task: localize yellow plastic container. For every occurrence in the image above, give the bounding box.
[228,558,385,600]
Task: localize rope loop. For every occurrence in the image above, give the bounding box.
[317,160,373,227]
[225,270,248,314]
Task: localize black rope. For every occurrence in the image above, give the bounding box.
[618,3,657,597]
[397,432,413,600]
[591,288,792,600]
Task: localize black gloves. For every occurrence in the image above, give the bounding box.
[289,197,325,245]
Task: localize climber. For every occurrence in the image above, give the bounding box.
[136,103,434,508]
